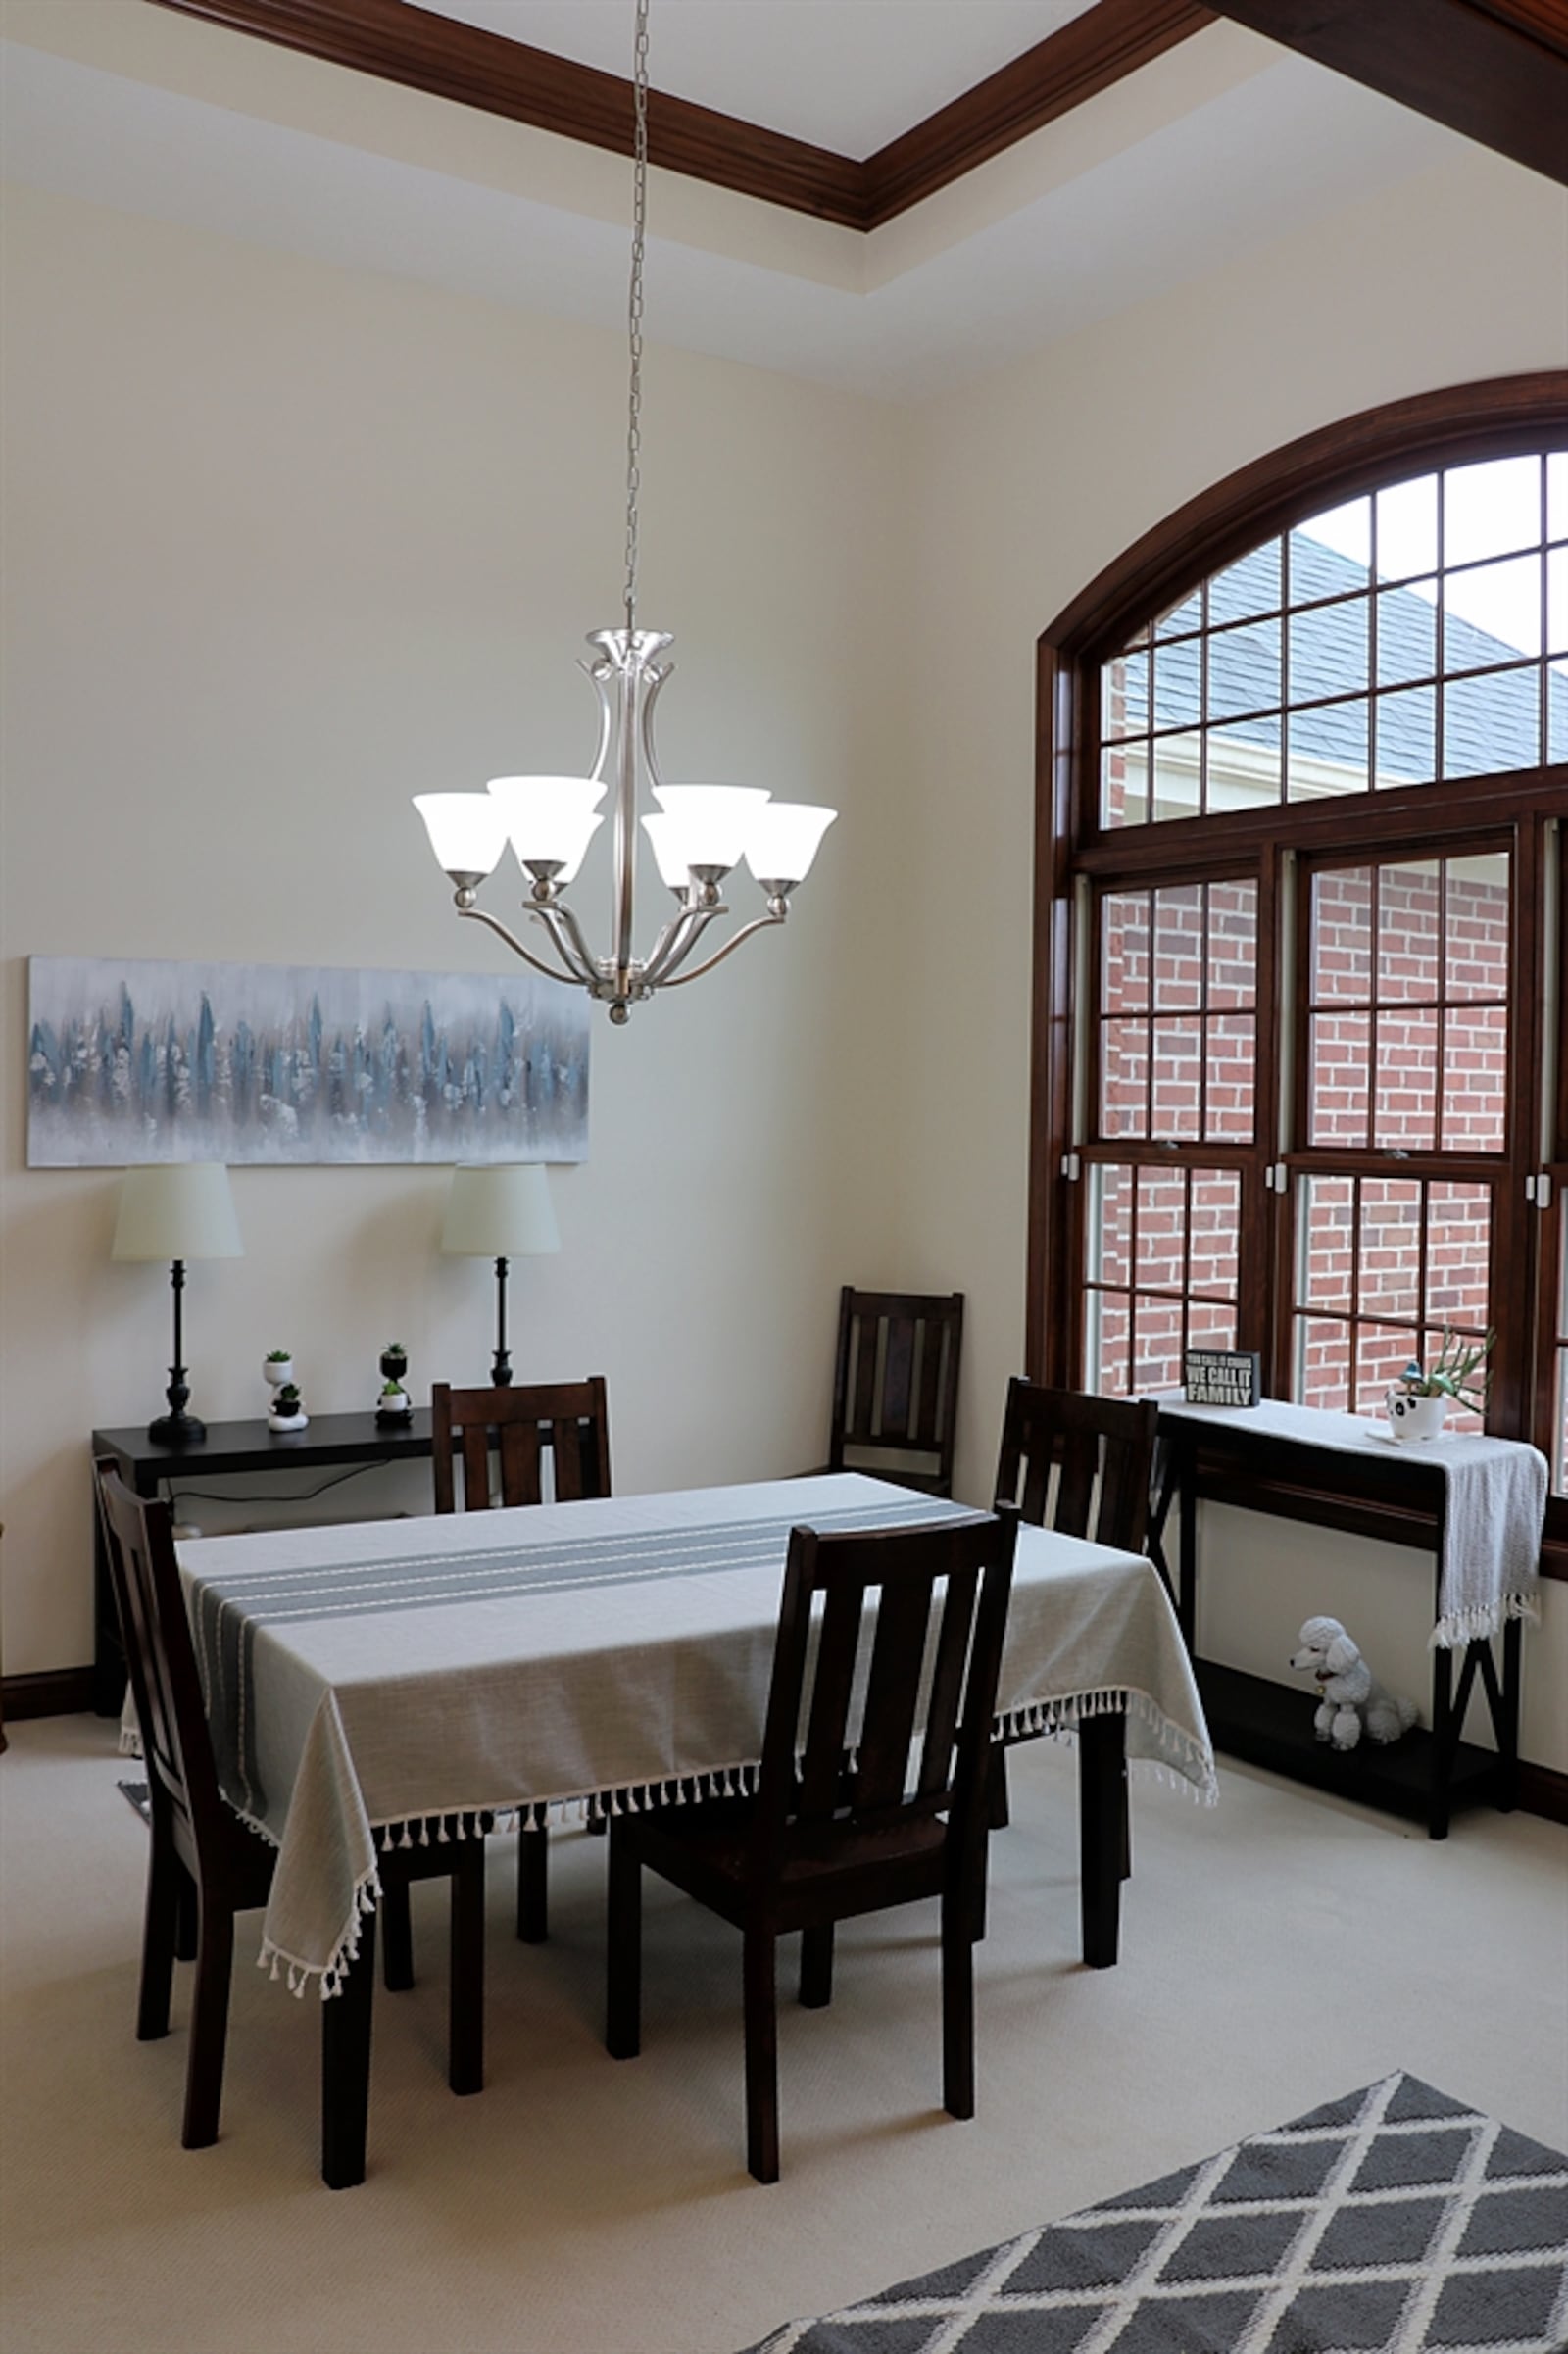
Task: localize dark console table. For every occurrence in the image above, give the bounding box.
[90,1413,435,1715]
[1148,1401,1525,1840]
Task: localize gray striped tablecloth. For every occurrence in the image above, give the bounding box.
[176,1475,1213,1993]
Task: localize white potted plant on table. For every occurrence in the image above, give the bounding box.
[1385,1330,1492,1443]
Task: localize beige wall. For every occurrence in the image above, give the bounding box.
[5,136,1566,1776]
[0,181,913,1676]
[895,142,1568,1769]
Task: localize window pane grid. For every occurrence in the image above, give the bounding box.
[1097,881,1258,1148]
[1293,1172,1492,1428]
[1306,853,1511,1156]
[1084,1161,1241,1398]
[1100,455,1564,828]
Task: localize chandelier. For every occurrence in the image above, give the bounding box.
[414,0,836,1024]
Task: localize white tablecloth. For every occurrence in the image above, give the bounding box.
[1154,1397,1546,1646]
[175,1476,1213,1994]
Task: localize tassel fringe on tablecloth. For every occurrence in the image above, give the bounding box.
[256,1686,1216,1999]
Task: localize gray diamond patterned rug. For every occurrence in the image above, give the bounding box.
[743,2074,1568,2354]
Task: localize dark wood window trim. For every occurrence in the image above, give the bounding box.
[148,0,1214,230]
[1030,372,1568,1577]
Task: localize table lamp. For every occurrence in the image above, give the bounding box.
[441,1163,559,1387]
[112,1162,243,1444]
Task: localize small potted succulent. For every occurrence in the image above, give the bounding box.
[1385,1329,1492,1444]
[263,1347,294,1388]
[379,1342,408,1385]
[376,1376,413,1427]
[268,1380,309,1434]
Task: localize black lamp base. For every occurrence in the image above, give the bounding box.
[149,1345,204,1447]
[147,1409,207,1447]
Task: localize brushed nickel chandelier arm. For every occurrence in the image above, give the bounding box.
[456,902,586,988]
[659,904,789,989]
[411,0,835,1022]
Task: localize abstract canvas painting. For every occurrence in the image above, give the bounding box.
[27,956,590,1166]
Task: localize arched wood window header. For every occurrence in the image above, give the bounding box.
[1045,374,1568,671]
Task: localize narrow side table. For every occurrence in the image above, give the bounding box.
[90,1414,435,1716]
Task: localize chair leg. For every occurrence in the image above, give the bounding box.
[605,1827,641,2060]
[1119,1756,1132,1883]
[517,1827,549,1943]
[449,1840,485,2096]
[988,1742,1010,1831]
[743,1927,780,2184]
[321,1909,376,2190]
[173,1863,198,1964]
[381,1880,415,1992]
[1079,1708,1125,1969]
[941,1886,975,2122]
[798,1924,834,2009]
[181,1898,235,2148]
[137,1834,180,2042]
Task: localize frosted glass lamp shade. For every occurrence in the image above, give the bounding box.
[649,786,771,873]
[488,778,608,882]
[744,803,837,888]
[441,1163,560,1258]
[640,812,701,890]
[414,794,509,880]
[112,1164,243,1262]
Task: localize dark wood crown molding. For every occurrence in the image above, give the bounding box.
[146,0,1214,231]
[1205,0,1568,184]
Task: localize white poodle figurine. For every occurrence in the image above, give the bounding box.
[1290,1616,1418,1751]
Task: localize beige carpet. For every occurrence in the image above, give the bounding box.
[2,1715,1564,2354]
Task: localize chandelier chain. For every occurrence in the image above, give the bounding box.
[622,0,650,640]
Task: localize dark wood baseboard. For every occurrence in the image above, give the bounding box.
[2,1667,99,1721]
[1517,1761,1568,1826]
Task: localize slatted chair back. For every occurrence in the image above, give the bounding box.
[828,1288,964,1496]
[431,1378,612,1513]
[749,1507,1017,1877]
[993,1380,1158,1553]
[94,1458,229,1862]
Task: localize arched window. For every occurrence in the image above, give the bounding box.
[1028,375,1568,1564]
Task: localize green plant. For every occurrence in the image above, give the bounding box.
[274,1382,302,1412]
[379,1379,405,1398]
[266,1348,292,1363]
[1396,1329,1493,1413]
[384,1342,405,1355]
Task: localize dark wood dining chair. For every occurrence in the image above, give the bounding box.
[824,1287,963,1497]
[431,1377,612,1944]
[95,1460,485,2187]
[988,1380,1161,1948]
[605,1505,1018,2182]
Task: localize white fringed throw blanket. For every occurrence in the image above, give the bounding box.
[1157,1398,1546,1648]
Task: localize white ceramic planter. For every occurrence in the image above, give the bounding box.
[268,1407,309,1433]
[263,1356,294,1388]
[1385,1389,1448,1443]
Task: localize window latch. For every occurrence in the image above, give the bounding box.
[1061,1152,1081,1182]
[1526,1171,1553,1211]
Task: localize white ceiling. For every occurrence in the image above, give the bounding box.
[0,3,1469,400]
[420,0,1098,157]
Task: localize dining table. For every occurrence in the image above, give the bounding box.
[176,1472,1214,2012]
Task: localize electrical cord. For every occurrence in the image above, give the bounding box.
[162,1461,388,1513]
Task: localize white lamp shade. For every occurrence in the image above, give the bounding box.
[744,802,837,887]
[112,1163,243,1262]
[639,811,701,890]
[487,778,608,880]
[414,794,509,879]
[649,785,771,873]
[441,1163,560,1258]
